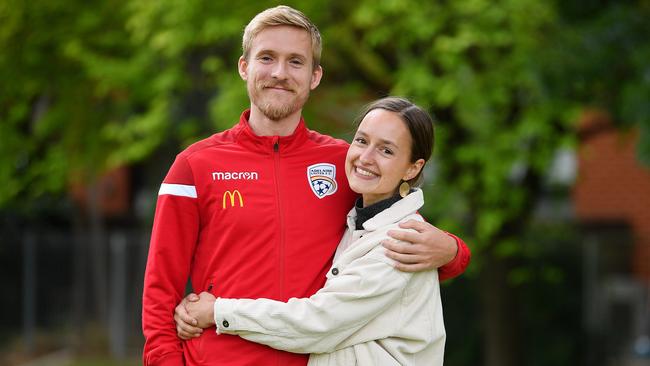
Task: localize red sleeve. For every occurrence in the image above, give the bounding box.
[438,232,471,281]
[142,155,199,365]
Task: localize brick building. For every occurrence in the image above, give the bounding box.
[573,110,650,364]
[573,110,650,282]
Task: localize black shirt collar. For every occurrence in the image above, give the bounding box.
[354,194,403,230]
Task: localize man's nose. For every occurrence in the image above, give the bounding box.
[271,62,288,79]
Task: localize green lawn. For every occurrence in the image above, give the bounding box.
[66,358,140,366]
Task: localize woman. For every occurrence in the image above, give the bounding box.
[178,97,445,365]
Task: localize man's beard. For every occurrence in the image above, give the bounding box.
[250,81,308,121]
[258,100,296,121]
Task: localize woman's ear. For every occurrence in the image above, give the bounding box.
[403,159,425,182]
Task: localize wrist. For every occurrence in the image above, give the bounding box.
[210,300,216,326]
[445,232,459,264]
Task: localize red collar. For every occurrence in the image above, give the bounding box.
[233,109,310,153]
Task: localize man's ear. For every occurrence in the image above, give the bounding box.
[310,65,323,90]
[238,56,248,81]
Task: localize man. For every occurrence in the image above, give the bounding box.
[142,6,470,366]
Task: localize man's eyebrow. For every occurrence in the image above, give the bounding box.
[254,49,308,60]
[254,49,276,56]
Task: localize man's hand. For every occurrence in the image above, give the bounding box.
[383,219,458,273]
[186,292,217,329]
[175,293,203,340]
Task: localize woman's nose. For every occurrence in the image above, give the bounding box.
[358,147,374,164]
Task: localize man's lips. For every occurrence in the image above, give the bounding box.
[263,85,293,93]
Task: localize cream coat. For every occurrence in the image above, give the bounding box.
[214,189,445,365]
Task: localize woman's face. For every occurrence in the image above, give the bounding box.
[345,109,424,207]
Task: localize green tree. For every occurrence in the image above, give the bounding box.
[324,2,572,364]
[552,0,650,163]
[1,0,648,363]
[0,0,162,207]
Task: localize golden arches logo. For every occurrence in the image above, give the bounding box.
[222,190,244,209]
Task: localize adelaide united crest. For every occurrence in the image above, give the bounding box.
[307,163,338,199]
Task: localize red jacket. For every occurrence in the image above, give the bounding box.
[142,110,470,366]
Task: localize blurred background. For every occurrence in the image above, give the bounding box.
[1,0,649,365]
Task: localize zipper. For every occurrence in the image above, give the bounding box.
[272,136,285,299]
[206,277,215,294]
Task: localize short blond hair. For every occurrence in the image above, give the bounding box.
[242,5,322,68]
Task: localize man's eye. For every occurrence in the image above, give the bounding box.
[382,148,394,155]
[354,138,366,144]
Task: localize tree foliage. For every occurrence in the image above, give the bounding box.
[1,0,647,208]
[1,0,648,363]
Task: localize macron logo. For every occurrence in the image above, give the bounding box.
[212,171,259,181]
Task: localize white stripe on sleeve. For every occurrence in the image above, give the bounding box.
[158,183,197,198]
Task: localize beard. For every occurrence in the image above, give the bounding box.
[249,80,309,121]
[257,100,296,121]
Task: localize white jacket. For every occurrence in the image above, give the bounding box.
[213,189,445,365]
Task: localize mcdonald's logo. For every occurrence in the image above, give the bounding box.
[222,190,244,209]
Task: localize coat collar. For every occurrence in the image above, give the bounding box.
[346,189,424,232]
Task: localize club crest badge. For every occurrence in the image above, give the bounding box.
[307,163,338,199]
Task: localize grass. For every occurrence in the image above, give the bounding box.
[65,358,140,366]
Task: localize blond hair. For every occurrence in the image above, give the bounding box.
[242,5,322,68]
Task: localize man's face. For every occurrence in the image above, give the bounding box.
[239,25,322,121]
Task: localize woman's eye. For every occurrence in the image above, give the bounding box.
[354,137,366,144]
[382,148,394,155]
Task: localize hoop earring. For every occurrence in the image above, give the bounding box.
[399,181,410,198]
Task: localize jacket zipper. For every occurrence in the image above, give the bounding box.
[272,137,285,300]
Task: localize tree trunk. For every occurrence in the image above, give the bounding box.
[88,182,108,324]
[72,211,87,349]
[479,249,523,366]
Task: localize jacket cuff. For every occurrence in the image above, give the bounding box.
[438,232,469,281]
[214,298,238,334]
[442,232,462,266]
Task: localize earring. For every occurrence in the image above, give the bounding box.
[399,181,410,198]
